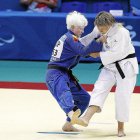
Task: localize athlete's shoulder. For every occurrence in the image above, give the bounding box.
[60,34,67,42]
[66,31,79,41]
[117,25,129,37]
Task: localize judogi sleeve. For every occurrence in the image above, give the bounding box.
[66,35,102,56]
[79,26,100,46]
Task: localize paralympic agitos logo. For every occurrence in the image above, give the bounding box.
[0,25,15,46]
[126,25,140,48]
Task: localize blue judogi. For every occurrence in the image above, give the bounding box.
[46,30,102,121]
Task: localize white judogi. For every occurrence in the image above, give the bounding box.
[89,23,139,122]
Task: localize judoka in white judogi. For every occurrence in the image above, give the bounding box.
[90,23,139,121]
[76,11,139,137]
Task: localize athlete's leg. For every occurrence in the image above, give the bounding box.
[115,62,137,136]
[77,68,116,126]
[46,69,81,131]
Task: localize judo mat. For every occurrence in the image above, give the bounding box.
[0,88,140,140]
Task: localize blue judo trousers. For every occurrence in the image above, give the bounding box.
[46,30,102,122]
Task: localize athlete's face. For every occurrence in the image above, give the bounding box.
[97,25,111,35]
[72,26,85,37]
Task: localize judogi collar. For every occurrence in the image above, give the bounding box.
[106,23,122,37]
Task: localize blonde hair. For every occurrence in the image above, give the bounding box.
[66,11,88,30]
[94,11,116,27]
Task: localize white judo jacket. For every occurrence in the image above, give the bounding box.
[99,23,139,75]
[80,23,139,76]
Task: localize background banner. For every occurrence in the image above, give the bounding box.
[0,12,140,62]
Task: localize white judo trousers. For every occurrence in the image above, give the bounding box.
[89,61,137,122]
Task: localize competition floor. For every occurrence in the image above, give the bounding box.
[0,88,140,140]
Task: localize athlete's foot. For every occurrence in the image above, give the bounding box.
[68,109,81,124]
[117,130,126,137]
[74,116,89,127]
[62,122,81,132]
[117,122,126,137]
[73,105,98,127]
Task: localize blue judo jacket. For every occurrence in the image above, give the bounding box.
[48,30,101,69]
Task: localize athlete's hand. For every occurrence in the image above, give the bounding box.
[90,52,100,58]
[97,35,107,43]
